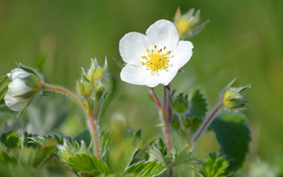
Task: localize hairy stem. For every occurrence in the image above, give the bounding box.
[43,84,87,114]
[149,88,171,152]
[148,87,172,177]
[191,102,223,146]
[86,99,100,158]
[44,84,100,158]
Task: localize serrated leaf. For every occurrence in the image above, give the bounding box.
[125,161,165,177]
[0,75,11,106]
[118,147,137,172]
[187,89,208,118]
[200,152,232,177]
[67,154,112,175]
[148,139,200,169]
[0,131,21,148]
[8,138,57,168]
[210,113,251,171]
[74,128,92,147]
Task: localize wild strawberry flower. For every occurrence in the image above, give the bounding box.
[4,68,42,111]
[119,19,193,87]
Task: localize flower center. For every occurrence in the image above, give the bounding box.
[141,45,171,75]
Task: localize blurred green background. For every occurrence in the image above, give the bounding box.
[0,0,282,169]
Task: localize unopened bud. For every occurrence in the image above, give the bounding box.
[171,93,189,113]
[222,84,251,110]
[4,66,44,111]
[174,7,209,39]
[86,58,107,84]
[76,75,93,98]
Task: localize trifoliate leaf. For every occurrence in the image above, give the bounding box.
[125,161,166,177]
[187,89,208,118]
[66,153,112,175]
[0,131,21,148]
[199,152,232,177]
[210,113,251,171]
[0,75,11,106]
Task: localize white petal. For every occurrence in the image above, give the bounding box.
[169,41,194,69]
[8,68,30,80]
[145,68,179,87]
[4,90,29,111]
[119,32,150,65]
[146,20,179,51]
[120,64,153,86]
[8,79,32,96]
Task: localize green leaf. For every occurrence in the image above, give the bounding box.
[199,152,232,177]
[210,113,251,171]
[125,161,165,177]
[101,130,111,162]
[148,139,201,168]
[0,164,47,177]
[8,138,57,168]
[0,131,21,148]
[66,154,112,175]
[74,128,92,147]
[0,150,17,164]
[187,89,208,118]
[118,146,137,172]
[0,75,11,106]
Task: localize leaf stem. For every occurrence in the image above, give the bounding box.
[191,102,223,146]
[148,87,172,177]
[148,88,171,152]
[43,84,87,114]
[43,84,100,158]
[86,99,100,158]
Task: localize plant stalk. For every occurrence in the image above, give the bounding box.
[191,102,223,146]
[148,87,173,177]
[43,84,100,158]
[43,84,87,114]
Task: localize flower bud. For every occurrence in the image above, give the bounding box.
[174,7,209,39]
[4,67,43,111]
[171,93,189,113]
[86,58,107,85]
[76,75,93,98]
[222,85,251,110]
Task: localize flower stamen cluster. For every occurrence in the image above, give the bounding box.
[141,45,172,75]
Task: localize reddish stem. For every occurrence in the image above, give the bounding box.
[191,102,223,146]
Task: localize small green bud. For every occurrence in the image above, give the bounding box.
[174,7,209,39]
[86,58,107,84]
[76,75,93,98]
[93,78,104,93]
[171,93,189,113]
[222,84,251,110]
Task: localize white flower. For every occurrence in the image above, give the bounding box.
[4,68,42,111]
[119,19,194,87]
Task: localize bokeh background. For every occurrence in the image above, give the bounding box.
[0,0,282,172]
